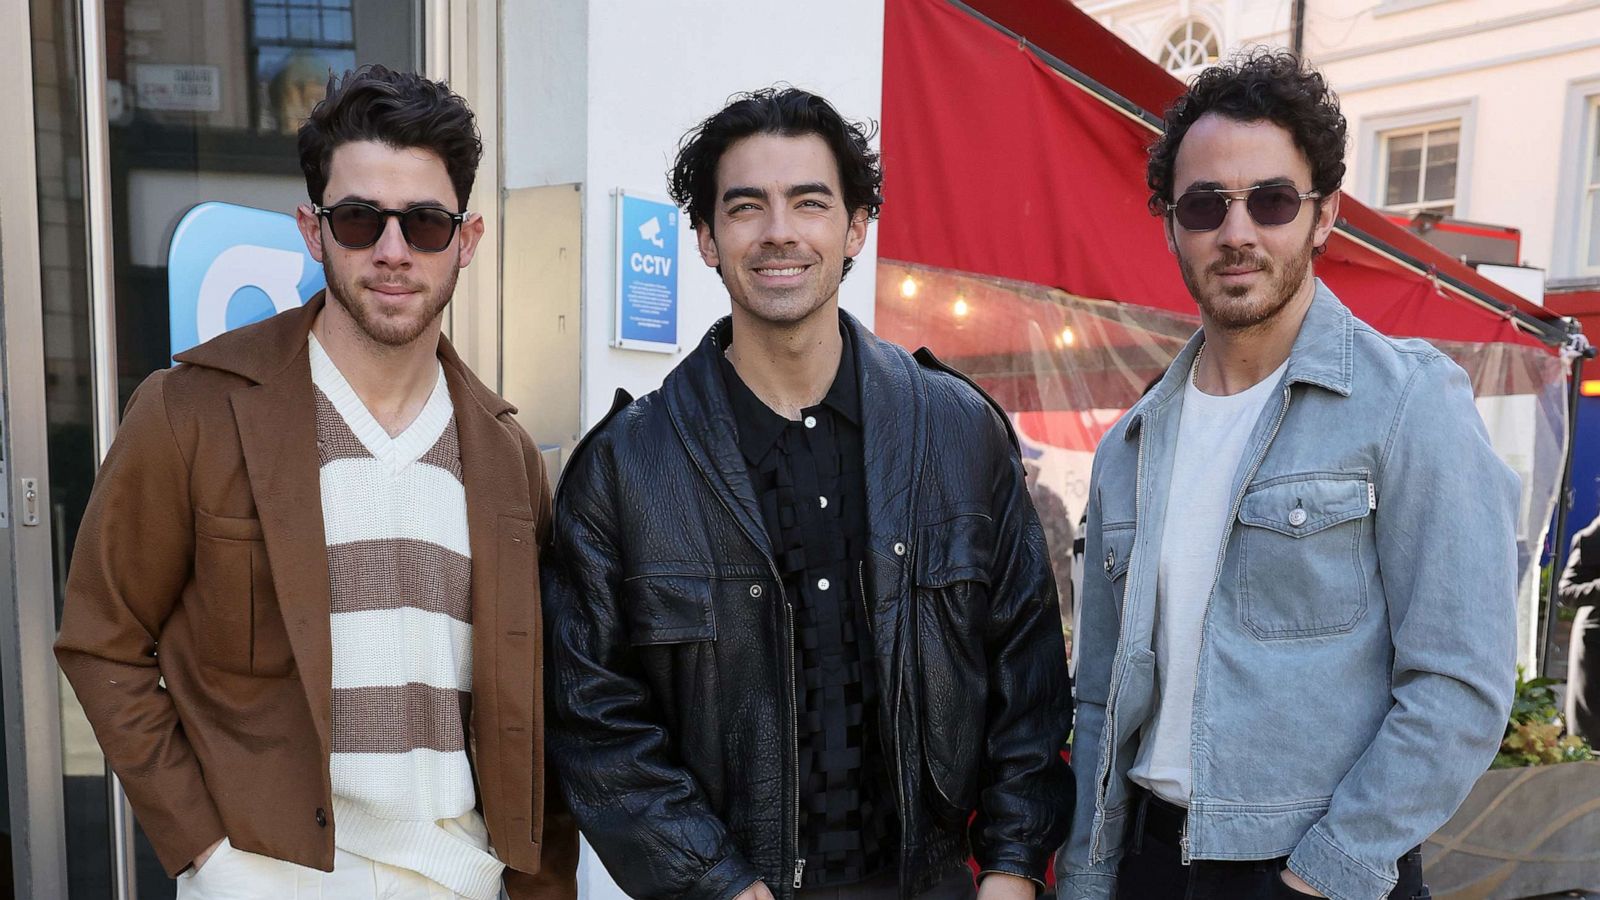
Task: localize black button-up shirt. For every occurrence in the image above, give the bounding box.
[719,327,899,887]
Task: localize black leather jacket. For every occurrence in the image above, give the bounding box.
[542,312,1073,900]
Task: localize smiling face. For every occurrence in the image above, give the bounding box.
[1166,113,1338,331]
[296,139,483,348]
[695,132,868,328]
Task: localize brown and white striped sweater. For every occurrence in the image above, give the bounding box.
[310,335,504,899]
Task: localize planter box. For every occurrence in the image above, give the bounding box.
[1424,760,1600,899]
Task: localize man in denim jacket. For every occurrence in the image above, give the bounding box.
[1056,52,1519,900]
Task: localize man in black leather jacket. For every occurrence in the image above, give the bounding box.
[541,88,1074,900]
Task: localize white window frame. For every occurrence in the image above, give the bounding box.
[1553,75,1600,278]
[1358,99,1477,220]
[1155,17,1221,82]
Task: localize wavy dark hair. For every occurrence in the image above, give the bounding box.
[1147,50,1346,214]
[669,87,883,278]
[298,65,483,209]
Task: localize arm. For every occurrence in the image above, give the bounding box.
[1286,356,1519,900]
[540,449,761,900]
[53,371,227,876]
[1558,524,1600,607]
[969,412,1076,886]
[1055,464,1121,900]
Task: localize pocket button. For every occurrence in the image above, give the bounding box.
[749,584,763,598]
[1288,507,1308,527]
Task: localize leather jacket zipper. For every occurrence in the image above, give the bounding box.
[686,474,803,895]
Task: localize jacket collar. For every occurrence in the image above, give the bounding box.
[662,308,924,564]
[175,292,515,418]
[1123,278,1355,440]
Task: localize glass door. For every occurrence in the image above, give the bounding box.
[26,2,426,896]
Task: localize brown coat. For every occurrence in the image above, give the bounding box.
[54,295,578,897]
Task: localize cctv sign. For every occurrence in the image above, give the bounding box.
[613,190,679,353]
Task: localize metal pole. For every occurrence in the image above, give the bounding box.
[1291,0,1307,57]
[75,0,138,896]
[1541,321,1592,678]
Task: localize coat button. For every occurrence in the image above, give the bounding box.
[893,542,906,556]
[817,578,830,591]
[749,584,763,598]
[1288,508,1308,527]
[315,808,327,827]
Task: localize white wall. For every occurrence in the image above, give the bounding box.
[500,2,885,895]
[505,0,886,434]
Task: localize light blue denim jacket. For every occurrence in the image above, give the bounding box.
[1056,282,1519,900]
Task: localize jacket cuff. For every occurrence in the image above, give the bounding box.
[1055,871,1117,900]
[687,854,765,900]
[976,842,1052,887]
[1287,823,1397,900]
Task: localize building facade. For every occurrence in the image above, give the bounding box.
[1073,0,1600,289]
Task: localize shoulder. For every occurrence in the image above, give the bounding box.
[910,345,1020,454]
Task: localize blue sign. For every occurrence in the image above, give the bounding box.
[614,191,679,352]
[168,201,326,358]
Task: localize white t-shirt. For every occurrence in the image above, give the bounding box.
[1128,353,1289,807]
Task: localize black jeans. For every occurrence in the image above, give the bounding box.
[793,868,978,899]
[1115,790,1430,900]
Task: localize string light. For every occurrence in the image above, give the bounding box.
[953,297,970,318]
[900,276,918,299]
[1061,326,1076,347]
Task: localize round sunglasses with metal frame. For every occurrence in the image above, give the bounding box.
[313,202,466,253]
[1155,183,1322,232]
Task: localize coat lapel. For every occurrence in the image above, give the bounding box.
[232,342,335,749]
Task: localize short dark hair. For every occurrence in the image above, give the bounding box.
[298,65,483,209]
[1147,50,1347,209]
[669,87,884,277]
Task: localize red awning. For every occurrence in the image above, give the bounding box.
[878,0,1561,351]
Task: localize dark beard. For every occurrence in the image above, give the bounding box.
[323,245,457,348]
[1179,227,1315,332]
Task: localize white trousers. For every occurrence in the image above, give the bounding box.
[176,839,487,900]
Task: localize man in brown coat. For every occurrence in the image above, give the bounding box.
[54,66,576,899]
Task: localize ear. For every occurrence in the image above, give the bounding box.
[297,203,325,263]
[1162,213,1179,257]
[696,221,720,269]
[456,211,487,268]
[844,206,869,258]
[1311,190,1340,252]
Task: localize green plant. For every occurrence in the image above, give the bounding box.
[1491,667,1596,769]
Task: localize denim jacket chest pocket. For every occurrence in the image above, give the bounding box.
[1235,472,1373,639]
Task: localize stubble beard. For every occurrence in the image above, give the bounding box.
[724,248,842,329]
[323,245,458,348]
[1179,228,1316,332]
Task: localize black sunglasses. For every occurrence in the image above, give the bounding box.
[1155,184,1321,232]
[313,202,466,253]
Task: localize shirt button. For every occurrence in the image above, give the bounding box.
[1288,508,1308,527]
[803,415,817,429]
[817,578,830,591]
[819,496,829,509]
[749,584,763,598]
[893,542,906,556]
[315,807,327,827]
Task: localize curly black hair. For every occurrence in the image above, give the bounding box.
[669,87,883,278]
[298,65,483,209]
[1147,50,1346,211]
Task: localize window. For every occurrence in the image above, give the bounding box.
[251,0,358,134]
[1158,21,1220,79]
[1380,122,1460,216]
[1581,96,1600,274]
